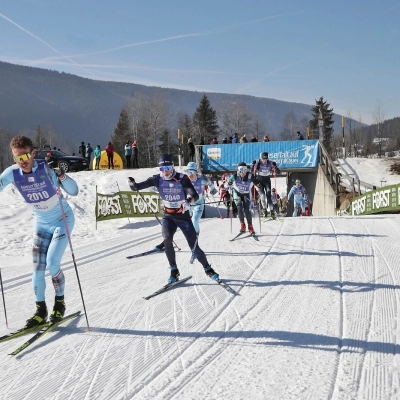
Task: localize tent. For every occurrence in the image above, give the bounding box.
[92,150,124,170]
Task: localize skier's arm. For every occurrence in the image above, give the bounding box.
[0,166,15,193]
[181,174,199,202]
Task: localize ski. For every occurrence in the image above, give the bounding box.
[126,248,163,259]
[229,231,246,241]
[0,323,49,344]
[143,276,192,300]
[215,279,237,295]
[250,233,259,241]
[9,311,81,356]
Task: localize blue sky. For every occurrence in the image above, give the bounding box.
[1,0,399,125]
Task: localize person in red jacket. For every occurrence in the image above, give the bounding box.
[105,142,114,169]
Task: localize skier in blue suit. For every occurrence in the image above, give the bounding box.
[287,179,307,216]
[0,136,79,328]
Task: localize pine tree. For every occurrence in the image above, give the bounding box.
[309,97,335,156]
[111,108,131,157]
[193,95,219,144]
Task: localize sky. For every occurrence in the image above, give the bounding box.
[1,0,399,126]
[0,158,400,399]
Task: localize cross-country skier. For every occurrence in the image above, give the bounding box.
[127,154,219,283]
[271,188,281,215]
[287,179,308,217]
[219,173,237,218]
[252,152,280,219]
[0,136,79,328]
[226,162,257,234]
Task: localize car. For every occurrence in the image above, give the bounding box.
[34,149,89,172]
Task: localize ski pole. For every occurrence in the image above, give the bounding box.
[55,186,91,331]
[0,269,8,328]
[205,194,224,219]
[134,188,181,251]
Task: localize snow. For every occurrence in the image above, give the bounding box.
[0,159,400,399]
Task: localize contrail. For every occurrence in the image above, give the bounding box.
[34,11,303,61]
[0,12,94,76]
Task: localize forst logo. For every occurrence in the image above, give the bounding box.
[372,189,391,210]
[352,196,366,215]
[131,194,160,214]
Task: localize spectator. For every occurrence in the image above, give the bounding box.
[297,131,305,140]
[250,135,258,142]
[131,141,139,168]
[85,143,93,169]
[222,137,228,144]
[232,133,238,143]
[187,138,195,162]
[94,145,101,170]
[78,142,85,157]
[210,137,218,145]
[124,141,132,168]
[263,135,270,142]
[239,134,248,143]
[105,142,114,169]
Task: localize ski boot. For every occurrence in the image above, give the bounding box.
[263,209,269,218]
[248,224,255,235]
[154,241,165,252]
[204,265,219,281]
[24,301,48,328]
[239,222,246,233]
[168,265,180,284]
[49,296,66,323]
[270,210,276,219]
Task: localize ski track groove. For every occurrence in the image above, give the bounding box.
[143,219,289,399]
[327,218,344,399]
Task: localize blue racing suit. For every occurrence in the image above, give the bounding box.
[134,171,211,268]
[0,161,78,301]
[188,174,217,233]
[287,184,307,217]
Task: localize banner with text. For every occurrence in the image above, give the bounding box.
[96,191,162,222]
[201,140,319,172]
[350,184,400,216]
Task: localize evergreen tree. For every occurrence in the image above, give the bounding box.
[193,95,219,144]
[111,108,131,157]
[310,97,335,156]
[159,128,178,157]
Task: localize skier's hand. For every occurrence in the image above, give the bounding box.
[257,182,262,188]
[127,177,136,191]
[182,200,191,213]
[227,180,233,186]
[54,167,66,182]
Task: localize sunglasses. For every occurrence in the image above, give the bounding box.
[13,153,32,163]
[186,169,197,174]
[238,166,247,173]
[159,165,173,172]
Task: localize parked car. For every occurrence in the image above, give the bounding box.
[34,149,89,172]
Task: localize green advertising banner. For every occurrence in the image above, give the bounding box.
[96,191,163,222]
[350,184,400,216]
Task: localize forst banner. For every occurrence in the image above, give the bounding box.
[201,140,319,172]
[96,191,162,222]
[351,184,400,216]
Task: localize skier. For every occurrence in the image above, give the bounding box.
[252,152,280,218]
[271,188,281,215]
[153,161,218,249]
[127,154,219,284]
[0,136,79,328]
[226,162,257,235]
[287,179,307,217]
[219,173,237,218]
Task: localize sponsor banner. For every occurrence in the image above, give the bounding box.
[201,140,319,171]
[350,184,400,216]
[96,191,162,222]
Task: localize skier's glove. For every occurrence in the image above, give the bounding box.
[182,200,191,213]
[227,180,233,186]
[54,167,66,182]
[210,188,217,196]
[257,182,262,188]
[127,177,136,191]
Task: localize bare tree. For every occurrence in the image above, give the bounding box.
[281,111,298,141]
[372,100,385,158]
[217,100,253,139]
